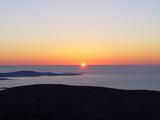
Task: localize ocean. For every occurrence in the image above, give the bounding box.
[0,65,160,91]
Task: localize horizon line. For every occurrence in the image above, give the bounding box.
[0,64,160,67]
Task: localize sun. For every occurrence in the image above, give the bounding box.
[81,62,86,67]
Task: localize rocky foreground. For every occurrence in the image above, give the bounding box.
[0,84,160,120]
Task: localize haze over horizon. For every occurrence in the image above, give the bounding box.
[0,0,160,65]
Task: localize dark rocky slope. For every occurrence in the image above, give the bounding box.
[0,84,160,120]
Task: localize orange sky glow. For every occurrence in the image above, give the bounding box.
[0,0,160,65]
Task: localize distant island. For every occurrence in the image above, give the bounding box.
[0,71,83,77]
[0,84,160,119]
[0,78,13,80]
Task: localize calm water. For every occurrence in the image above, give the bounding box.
[0,65,160,91]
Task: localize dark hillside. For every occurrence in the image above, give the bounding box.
[0,84,160,120]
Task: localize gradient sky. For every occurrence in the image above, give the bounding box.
[0,0,160,65]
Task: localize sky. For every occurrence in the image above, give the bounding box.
[0,0,160,65]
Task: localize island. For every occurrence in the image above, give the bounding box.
[0,84,160,120]
[0,71,83,77]
[0,78,13,80]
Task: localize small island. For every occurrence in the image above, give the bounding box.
[0,78,12,80]
[0,71,83,77]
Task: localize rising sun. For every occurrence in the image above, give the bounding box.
[81,62,86,67]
